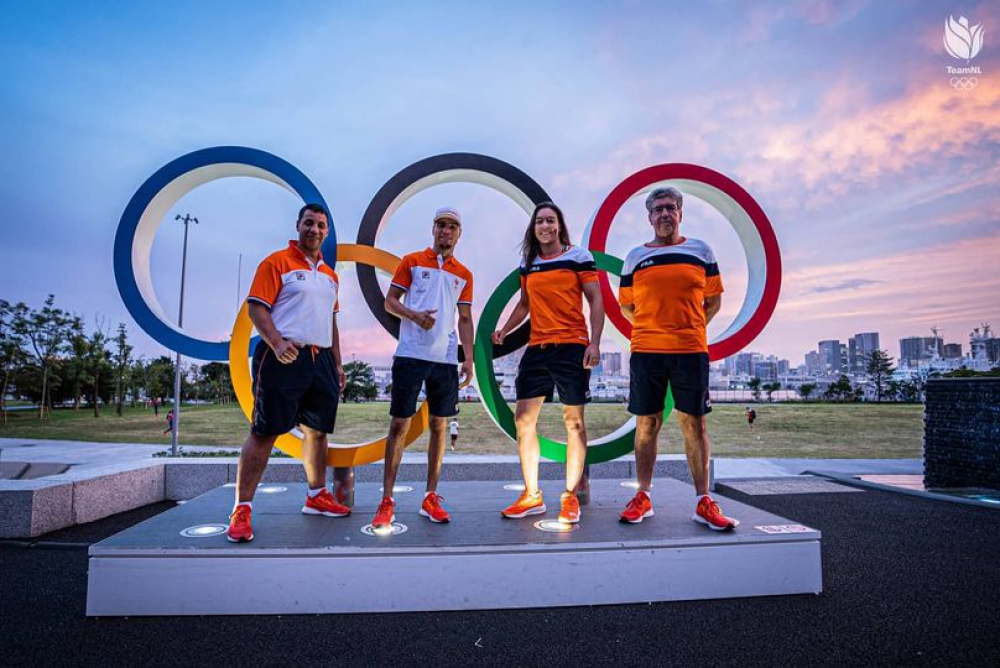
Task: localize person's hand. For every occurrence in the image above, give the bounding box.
[459,359,474,387]
[336,364,346,392]
[583,342,601,369]
[412,309,438,330]
[491,330,505,345]
[273,338,299,364]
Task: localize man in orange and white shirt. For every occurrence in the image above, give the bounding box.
[371,207,475,533]
[618,187,739,531]
[227,204,349,543]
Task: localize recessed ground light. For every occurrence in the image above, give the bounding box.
[620,481,641,489]
[534,519,578,533]
[361,522,408,537]
[503,483,526,491]
[378,485,414,493]
[257,485,287,494]
[180,524,228,538]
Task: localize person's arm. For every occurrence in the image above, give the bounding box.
[248,302,298,364]
[491,286,530,345]
[457,304,475,385]
[621,303,635,323]
[704,294,722,324]
[385,285,437,330]
[581,281,604,368]
[330,313,346,392]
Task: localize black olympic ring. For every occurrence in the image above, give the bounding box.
[355,152,553,360]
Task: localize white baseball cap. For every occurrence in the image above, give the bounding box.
[433,206,462,225]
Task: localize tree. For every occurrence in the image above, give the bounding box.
[64,319,89,410]
[823,374,857,402]
[865,349,894,402]
[798,383,816,402]
[343,360,378,402]
[112,323,132,416]
[80,323,111,417]
[10,296,76,418]
[0,300,27,423]
[748,377,762,403]
[145,356,176,402]
[763,382,781,402]
[199,362,233,403]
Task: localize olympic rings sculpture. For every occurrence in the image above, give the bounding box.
[115,146,781,465]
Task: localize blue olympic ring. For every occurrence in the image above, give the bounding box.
[113,146,334,360]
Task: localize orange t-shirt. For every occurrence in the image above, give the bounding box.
[520,245,598,346]
[618,238,723,353]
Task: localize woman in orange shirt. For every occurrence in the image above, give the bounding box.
[492,202,604,524]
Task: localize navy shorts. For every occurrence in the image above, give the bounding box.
[390,356,459,418]
[515,343,591,405]
[628,352,712,417]
[251,341,340,436]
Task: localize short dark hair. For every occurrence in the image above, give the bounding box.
[297,203,328,222]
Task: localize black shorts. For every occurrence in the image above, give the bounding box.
[390,356,459,418]
[628,352,711,417]
[515,343,591,406]
[251,341,340,436]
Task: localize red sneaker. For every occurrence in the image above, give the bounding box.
[419,492,451,523]
[558,491,580,524]
[693,496,740,531]
[302,488,350,517]
[372,497,395,534]
[227,505,254,543]
[619,490,654,524]
[500,490,546,518]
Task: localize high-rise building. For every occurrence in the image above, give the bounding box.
[818,340,844,375]
[899,336,942,367]
[942,343,962,359]
[752,360,777,382]
[600,352,622,376]
[734,352,756,376]
[804,350,823,376]
[849,332,880,373]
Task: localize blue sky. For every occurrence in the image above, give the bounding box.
[1,1,998,365]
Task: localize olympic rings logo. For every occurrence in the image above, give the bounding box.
[114,147,781,466]
[949,77,979,90]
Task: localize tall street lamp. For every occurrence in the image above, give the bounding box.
[171,213,198,456]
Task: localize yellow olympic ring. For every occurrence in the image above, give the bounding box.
[229,243,430,466]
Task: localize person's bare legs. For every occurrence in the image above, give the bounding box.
[677,411,711,496]
[514,398,545,494]
[562,404,587,493]
[634,412,663,490]
[426,416,448,492]
[235,432,279,504]
[299,424,328,489]
[381,416,411,495]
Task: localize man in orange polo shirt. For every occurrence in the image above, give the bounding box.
[227,203,350,543]
[618,187,739,531]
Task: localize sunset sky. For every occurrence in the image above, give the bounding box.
[1,1,997,367]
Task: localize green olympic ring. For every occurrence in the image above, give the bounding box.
[473,250,674,464]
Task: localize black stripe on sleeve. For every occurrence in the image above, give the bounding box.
[705,262,720,277]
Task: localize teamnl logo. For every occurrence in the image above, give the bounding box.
[944,15,985,91]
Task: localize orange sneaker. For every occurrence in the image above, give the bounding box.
[558,491,580,524]
[500,490,546,518]
[419,492,451,523]
[619,490,654,524]
[302,488,350,517]
[227,504,254,543]
[372,496,395,534]
[693,495,739,531]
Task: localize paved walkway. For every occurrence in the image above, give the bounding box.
[0,437,922,478]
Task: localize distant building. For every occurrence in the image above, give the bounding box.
[849,332,880,374]
[899,336,942,367]
[804,350,823,376]
[599,352,622,376]
[752,360,777,382]
[818,340,844,375]
[942,343,962,359]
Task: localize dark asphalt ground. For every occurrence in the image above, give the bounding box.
[2,487,999,667]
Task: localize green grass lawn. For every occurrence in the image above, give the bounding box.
[0,401,924,459]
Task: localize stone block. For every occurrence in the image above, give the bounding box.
[71,463,165,525]
[165,460,230,500]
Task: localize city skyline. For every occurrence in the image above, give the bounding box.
[1,2,998,366]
